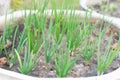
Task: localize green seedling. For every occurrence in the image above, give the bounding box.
[43,19,56,65]
[15,46,40,74]
[0,19,15,54]
[82,39,96,64]
[15,23,43,74]
[14,9,46,74]
[3,21,27,67]
[66,13,96,51]
[44,38,55,64]
[66,14,82,51]
[54,48,81,77]
[6,26,19,67]
[0,36,4,54]
[51,11,67,45]
[97,27,120,75]
[24,13,45,54]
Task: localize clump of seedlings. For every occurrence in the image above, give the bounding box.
[0,0,120,78]
[54,48,80,77]
[82,38,96,65]
[97,26,120,75]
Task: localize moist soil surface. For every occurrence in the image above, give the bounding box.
[0,20,120,78]
[91,0,120,18]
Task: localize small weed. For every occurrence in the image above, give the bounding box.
[100,1,117,12]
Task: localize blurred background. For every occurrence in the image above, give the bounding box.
[11,0,80,10]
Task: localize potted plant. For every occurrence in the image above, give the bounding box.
[0,9,120,80]
[0,1,120,80]
[80,0,120,18]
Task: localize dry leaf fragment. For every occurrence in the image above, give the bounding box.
[5,40,12,49]
[114,32,119,41]
[89,36,96,43]
[111,43,118,50]
[83,61,90,66]
[0,57,7,67]
[106,27,112,36]
[93,58,97,64]
[71,70,79,77]
[9,53,14,59]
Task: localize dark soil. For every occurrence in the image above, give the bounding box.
[91,0,120,18]
[0,20,120,78]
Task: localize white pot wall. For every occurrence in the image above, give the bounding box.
[80,0,107,12]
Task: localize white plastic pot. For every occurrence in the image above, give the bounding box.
[80,0,106,12]
[80,0,119,18]
[0,0,11,16]
[0,10,120,80]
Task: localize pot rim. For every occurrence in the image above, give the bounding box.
[79,0,119,17]
[0,10,120,80]
[80,0,106,12]
[0,67,120,80]
[79,0,120,31]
